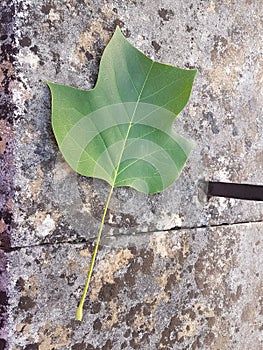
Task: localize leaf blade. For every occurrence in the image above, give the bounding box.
[48,27,197,194]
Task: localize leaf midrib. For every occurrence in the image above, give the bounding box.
[112,60,155,186]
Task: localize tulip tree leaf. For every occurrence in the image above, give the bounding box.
[47,27,197,194]
[47,27,197,321]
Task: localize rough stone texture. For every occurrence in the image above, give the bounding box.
[0,1,17,346]
[6,223,263,349]
[1,0,262,349]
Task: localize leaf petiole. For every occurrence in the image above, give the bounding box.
[76,184,115,321]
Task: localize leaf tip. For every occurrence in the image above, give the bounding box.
[113,25,126,41]
[115,24,122,33]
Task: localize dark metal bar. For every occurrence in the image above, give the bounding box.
[207,182,263,201]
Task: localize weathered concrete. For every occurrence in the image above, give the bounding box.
[7,223,263,349]
[1,0,262,349]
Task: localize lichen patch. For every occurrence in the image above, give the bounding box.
[79,247,92,258]
[105,300,126,329]
[177,315,199,340]
[16,322,31,334]
[207,44,245,93]
[22,275,39,299]
[38,323,71,350]
[149,231,189,260]
[90,248,133,301]
[72,18,111,65]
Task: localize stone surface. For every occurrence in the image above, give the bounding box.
[7,223,263,349]
[1,0,263,349]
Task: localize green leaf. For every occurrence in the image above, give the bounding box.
[47,27,197,321]
[47,26,197,194]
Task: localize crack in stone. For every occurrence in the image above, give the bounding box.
[2,220,262,252]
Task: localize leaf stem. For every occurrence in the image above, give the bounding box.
[76,184,115,321]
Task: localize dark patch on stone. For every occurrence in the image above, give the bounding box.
[15,277,25,292]
[113,18,125,29]
[93,318,102,331]
[186,25,194,32]
[232,125,238,136]
[184,62,197,70]
[142,303,152,316]
[99,282,118,302]
[177,249,185,265]
[204,331,215,346]
[0,3,15,24]
[0,291,7,307]
[123,28,131,38]
[24,313,33,324]
[129,338,139,349]
[124,303,156,345]
[85,51,94,61]
[0,211,12,225]
[207,316,216,327]
[66,273,77,286]
[71,343,87,350]
[121,342,127,349]
[30,45,39,54]
[0,339,7,350]
[158,8,174,21]
[211,35,228,61]
[124,328,131,338]
[191,335,202,349]
[140,248,154,275]
[0,34,8,40]
[18,296,36,311]
[158,315,181,348]
[204,111,219,134]
[0,231,11,251]
[126,303,143,326]
[152,40,161,53]
[85,344,96,350]
[101,339,113,350]
[164,272,180,293]
[19,36,31,47]
[90,301,101,314]
[41,5,52,15]
[24,344,39,350]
